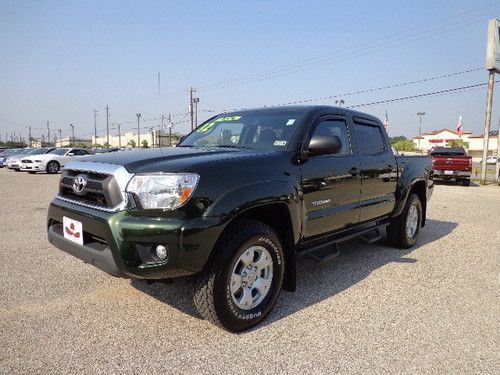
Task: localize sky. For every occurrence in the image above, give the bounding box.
[0,0,499,142]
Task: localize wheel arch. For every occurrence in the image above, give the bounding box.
[392,179,427,227]
[215,202,298,292]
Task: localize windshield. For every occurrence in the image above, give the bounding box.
[9,149,28,156]
[178,110,305,151]
[48,148,69,155]
[26,148,53,155]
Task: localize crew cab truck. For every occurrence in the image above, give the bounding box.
[47,106,433,331]
[429,147,472,186]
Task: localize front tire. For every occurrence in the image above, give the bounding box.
[193,219,285,332]
[46,161,60,174]
[461,179,470,186]
[387,193,422,249]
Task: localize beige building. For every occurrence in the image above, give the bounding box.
[413,129,498,161]
[93,130,181,148]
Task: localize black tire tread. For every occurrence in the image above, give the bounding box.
[387,193,421,249]
[193,219,279,329]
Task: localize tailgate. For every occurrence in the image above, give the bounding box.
[432,156,471,171]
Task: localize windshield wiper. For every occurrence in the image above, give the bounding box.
[215,145,253,150]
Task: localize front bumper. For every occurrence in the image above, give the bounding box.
[20,162,45,171]
[432,170,471,179]
[47,199,225,279]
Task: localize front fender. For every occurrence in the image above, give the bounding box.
[204,180,302,244]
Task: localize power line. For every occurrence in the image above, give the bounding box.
[346,81,497,109]
[270,67,483,107]
[196,6,497,91]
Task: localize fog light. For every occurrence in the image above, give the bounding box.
[155,245,168,261]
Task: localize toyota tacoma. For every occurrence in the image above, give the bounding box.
[47,106,434,331]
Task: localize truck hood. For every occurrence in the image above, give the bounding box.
[77,147,281,174]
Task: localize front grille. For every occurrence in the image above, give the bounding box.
[58,169,124,210]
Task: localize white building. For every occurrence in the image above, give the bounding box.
[413,129,498,161]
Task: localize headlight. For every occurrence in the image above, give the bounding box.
[126,173,199,210]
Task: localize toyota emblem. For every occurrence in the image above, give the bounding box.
[72,175,87,193]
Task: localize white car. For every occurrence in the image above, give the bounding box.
[19,148,91,174]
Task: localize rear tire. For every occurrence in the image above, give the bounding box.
[461,179,470,186]
[387,193,422,249]
[46,161,60,174]
[193,219,285,332]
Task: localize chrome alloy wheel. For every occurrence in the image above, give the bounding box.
[230,246,273,310]
[406,204,419,239]
[47,162,58,173]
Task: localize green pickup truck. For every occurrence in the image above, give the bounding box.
[47,106,433,331]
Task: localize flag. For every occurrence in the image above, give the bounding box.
[456,111,463,136]
[383,111,389,132]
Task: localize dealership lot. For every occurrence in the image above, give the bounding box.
[0,168,498,374]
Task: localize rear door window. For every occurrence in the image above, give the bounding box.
[354,123,386,156]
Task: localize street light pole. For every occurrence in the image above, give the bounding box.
[69,124,75,146]
[417,112,426,150]
[136,113,141,147]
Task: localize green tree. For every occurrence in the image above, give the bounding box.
[127,139,136,148]
[141,140,149,148]
[447,139,469,148]
[389,135,407,144]
[392,139,416,152]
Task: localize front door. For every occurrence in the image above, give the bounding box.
[301,116,361,238]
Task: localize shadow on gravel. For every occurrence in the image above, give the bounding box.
[131,218,458,330]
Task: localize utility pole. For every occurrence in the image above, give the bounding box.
[161,114,165,147]
[28,126,32,147]
[193,97,200,128]
[136,113,142,147]
[189,87,196,131]
[495,117,500,183]
[105,105,110,147]
[58,129,62,147]
[417,112,426,150]
[117,124,121,148]
[480,71,495,184]
[47,121,50,145]
[483,18,499,183]
[94,109,98,146]
[168,113,172,147]
[70,124,74,146]
[150,127,155,148]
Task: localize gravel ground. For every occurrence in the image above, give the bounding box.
[0,168,499,374]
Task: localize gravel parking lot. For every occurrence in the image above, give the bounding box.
[0,168,499,374]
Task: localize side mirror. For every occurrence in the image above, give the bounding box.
[307,135,342,156]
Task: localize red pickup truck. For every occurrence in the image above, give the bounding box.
[429,147,472,186]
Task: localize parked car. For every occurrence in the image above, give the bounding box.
[5,148,35,170]
[94,148,120,153]
[47,106,434,331]
[429,147,472,186]
[20,148,91,174]
[0,149,19,168]
[480,156,499,165]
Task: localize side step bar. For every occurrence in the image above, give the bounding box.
[298,223,388,262]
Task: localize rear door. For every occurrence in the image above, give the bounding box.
[301,115,361,238]
[353,118,397,223]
